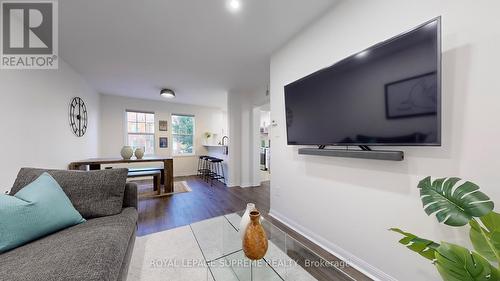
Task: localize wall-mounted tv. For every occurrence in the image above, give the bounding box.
[284,17,441,146]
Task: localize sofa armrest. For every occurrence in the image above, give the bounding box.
[123,182,137,209]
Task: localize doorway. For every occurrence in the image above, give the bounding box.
[259,104,271,183]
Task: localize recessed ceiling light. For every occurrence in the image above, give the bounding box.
[160,89,175,99]
[227,0,241,12]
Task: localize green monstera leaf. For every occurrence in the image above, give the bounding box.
[470,212,500,264]
[418,177,494,227]
[389,228,439,261]
[435,243,500,281]
[482,212,500,232]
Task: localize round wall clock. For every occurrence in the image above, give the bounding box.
[69,97,88,137]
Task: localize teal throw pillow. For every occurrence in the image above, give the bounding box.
[0,172,85,253]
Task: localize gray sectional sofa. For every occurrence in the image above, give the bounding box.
[0,168,138,281]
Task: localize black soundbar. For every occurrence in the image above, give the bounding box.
[298,148,404,161]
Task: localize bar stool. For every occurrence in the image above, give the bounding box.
[203,157,215,183]
[197,156,210,177]
[207,157,226,186]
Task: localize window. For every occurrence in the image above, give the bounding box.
[172,114,195,155]
[127,111,155,155]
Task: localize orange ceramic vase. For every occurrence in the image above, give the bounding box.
[242,210,268,260]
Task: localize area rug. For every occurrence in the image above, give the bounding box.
[127,225,211,281]
[137,181,192,199]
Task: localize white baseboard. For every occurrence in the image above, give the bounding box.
[175,172,197,177]
[240,182,261,188]
[268,209,397,281]
[226,182,238,187]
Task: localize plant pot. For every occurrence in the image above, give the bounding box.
[242,210,268,260]
[120,146,133,160]
[134,147,144,159]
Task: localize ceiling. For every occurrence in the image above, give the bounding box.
[59,0,337,108]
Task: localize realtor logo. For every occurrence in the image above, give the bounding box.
[1,0,58,69]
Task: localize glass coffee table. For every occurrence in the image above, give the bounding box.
[190,211,355,281]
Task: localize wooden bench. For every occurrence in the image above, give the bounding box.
[128,167,165,183]
[127,169,162,195]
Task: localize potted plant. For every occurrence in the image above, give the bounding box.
[391,177,500,280]
[203,132,212,145]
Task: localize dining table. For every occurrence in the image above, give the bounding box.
[68,156,174,194]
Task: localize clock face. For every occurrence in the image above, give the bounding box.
[69,97,88,137]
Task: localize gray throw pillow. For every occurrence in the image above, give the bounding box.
[11,168,128,219]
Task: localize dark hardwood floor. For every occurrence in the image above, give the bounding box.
[134,176,371,281]
[135,176,270,236]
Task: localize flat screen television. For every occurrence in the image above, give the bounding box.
[284,18,441,146]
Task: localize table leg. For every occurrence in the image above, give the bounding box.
[154,175,161,195]
[164,159,173,193]
[89,164,101,170]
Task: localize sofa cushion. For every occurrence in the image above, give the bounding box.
[0,207,138,281]
[0,173,85,253]
[11,168,129,219]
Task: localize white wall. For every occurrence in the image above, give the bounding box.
[227,89,269,187]
[0,60,100,192]
[270,1,500,280]
[227,93,242,186]
[99,94,227,177]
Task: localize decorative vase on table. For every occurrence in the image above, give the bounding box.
[242,210,268,260]
[203,132,212,145]
[120,146,133,160]
[134,147,144,159]
[239,203,256,239]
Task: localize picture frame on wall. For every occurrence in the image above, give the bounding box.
[159,120,168,131]
[159,137,168,148]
